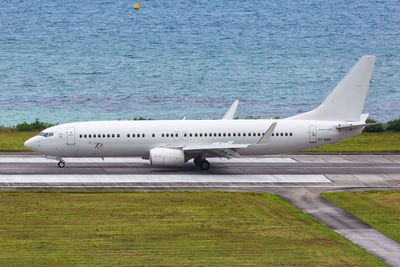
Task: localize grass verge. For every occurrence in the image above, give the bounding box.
[306,131,400,152]
[0,191,385,266]
[0,131,39,151]
[322,190,400,244]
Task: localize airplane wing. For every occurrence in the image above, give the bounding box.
[183,142,249,151]
[222,100,239,120]
[182,142,249,158]
[173,122,277,159]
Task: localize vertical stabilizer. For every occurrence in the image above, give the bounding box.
[288,56,376,121]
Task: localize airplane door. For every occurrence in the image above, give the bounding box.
[309,125,317,143]
[66,128,75,145]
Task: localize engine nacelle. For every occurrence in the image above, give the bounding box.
[149,148,185,166]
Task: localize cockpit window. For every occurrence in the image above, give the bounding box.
[39,132,54,137]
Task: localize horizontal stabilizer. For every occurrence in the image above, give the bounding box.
[336,122,366,130]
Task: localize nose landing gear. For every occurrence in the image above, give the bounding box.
[58,160,65,168]
[193,156,210,170]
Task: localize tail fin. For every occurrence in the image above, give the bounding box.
[288,55,376,122]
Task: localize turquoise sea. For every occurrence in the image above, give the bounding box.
[0,0,399,126]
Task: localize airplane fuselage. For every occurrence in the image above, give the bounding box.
[25,119,360,158]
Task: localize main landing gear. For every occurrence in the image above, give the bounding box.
[194,156,210,170]
[58,160,65,168]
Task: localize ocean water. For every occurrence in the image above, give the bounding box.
[0,0,399,126]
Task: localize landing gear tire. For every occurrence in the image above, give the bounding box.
[58,161,65,168]
[194,156,202,167]
[200,160,210,170]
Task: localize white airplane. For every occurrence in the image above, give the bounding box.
[25,55,376,170]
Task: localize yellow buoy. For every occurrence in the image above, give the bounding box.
[134,3,139,9]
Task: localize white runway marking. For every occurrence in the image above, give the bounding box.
[0,174,329,183]
[0,156,296,164]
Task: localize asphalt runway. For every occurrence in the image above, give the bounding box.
[1,153,400,266]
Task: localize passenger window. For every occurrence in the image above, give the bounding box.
[233,133,236,137]
[204,133,207,137]
[200,133,203,137]
[218,133,221,137]
[243,133,246,137]
[80,134,82,138]
[285,133,288,136]
[272,133,274,136]
[93,134,96,138]
[84,134,87,138]
[152,134,155,137]
[238,133,241,137]
[112,134,115,138]
[174,133,177,137]
[184,133,187,137]
[195,133,198,137]
[103,134,106,138]
[143,134,145,137]
[117,134,120,138]
[88,134,91,138]
[162,133,164,137]
[258,133,261,136]
[228,133,231,137]
[127,134,130,138]
[290,133,293,136]
[190,133,192,137]
[223,133,226,137]
[280,133,283,136]
[214,133,217,137]
[166,133,169,137]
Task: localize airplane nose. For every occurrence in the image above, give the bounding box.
[24,138,35,150]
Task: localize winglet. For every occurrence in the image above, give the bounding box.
[257,122,277,145]
[222,100,239,120]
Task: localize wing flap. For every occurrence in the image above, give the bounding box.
[182,142,249,151]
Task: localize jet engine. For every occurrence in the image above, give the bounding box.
[149,148,185,166]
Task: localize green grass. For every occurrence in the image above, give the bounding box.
[0,130,39,151]
[322,190,400,244]
[306,131,400,152]
[0,191,385,266]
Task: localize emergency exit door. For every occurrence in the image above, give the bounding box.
[66,128,75,145]
[309,125,317,143]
